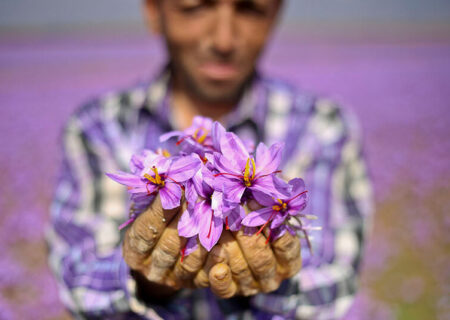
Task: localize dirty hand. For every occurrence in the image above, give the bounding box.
[122,194,208,300]
[194,201,302,298]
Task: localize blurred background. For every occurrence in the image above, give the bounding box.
[1,1,449,319]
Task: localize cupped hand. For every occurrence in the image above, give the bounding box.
[193,200,302,299]
[122,195,302,301]
[122,194,208,299]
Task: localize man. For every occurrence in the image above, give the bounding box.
[47,0,373,319]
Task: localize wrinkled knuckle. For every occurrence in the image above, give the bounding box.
[238,234,257,248]
[152,235,179,265]
[275,236,300,253]
[231,262,248,276]
[181,257,203,273]
[153,249,178,269]
[130,222,154,253]
[210,247,226,263]
[194,271,210,288]
[251,250,275,274]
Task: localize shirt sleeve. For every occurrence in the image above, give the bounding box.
[46,102,192,319]
[250,99,374,320]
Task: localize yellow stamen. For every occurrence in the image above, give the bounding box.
[197,130,208,144]
[192,128,199,140]
[251,158,256,180]
[162,149,171,158]
[144,173,156,184]
[243,158,251,187]
[192,127,209,144]
[144,166,165,186]
[272,199,287,212]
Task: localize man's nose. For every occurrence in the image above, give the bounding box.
[211,6,236,57]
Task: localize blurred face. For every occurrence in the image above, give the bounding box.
[146,0,281,104]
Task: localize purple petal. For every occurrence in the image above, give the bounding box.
[128,183,156,194]
[169,155,202,182]
[221,179,246,204]
[288,193,307,211]
[220,132,249,168]
[287,179,308,209]
[288,178,306,195]
[178,207,201,238]
[274,176,291,196]
[241,207,274,227]
[222,197,239,212]
[271,225,288,241]
[185,178,199,206]
[212,152,242,176]
[255,142,284,176]
[159,181,182,209]
[200,165,215,189]
[180,138,207,157]
[183,237,199,257]
[270,212,288,229]
[251,190,275,207]
[106,171,143,187]
[211,121,226,152]
[130,154,145,174]
[190,168,207,199]
[198,203,223,251]
[250,175,278,196]
[143,155,171,174]
[211,191,224,213]
[159,130,184,142]
[191,116,213,132]
[130,193,154,213]
[197,166,214,196]
[226,206,245,231]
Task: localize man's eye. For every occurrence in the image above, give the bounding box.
[235,2,267,16]
[180,1,214,13]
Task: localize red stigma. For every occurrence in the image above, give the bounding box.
[256,211,277,236]
[176,137,187,146]
[214,172,243,179]
[265,229,272,245]
[180,246,186,263]
[207,210,214,238]
[287,190,308,203]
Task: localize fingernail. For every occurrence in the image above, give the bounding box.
[214,270,228,280]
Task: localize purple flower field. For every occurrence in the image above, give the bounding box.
[0,32,448,319]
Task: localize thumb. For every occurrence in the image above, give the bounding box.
[209,263,237,299]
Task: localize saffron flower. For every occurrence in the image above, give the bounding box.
[178,166,236,251]
[212,131,286,204]
[108,116,317,255]
[160,116,214,157]
[107,154,201,210]
[242,178,310,242]
[180,236,199,262]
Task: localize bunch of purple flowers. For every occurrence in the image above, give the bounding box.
[108,116,318,259]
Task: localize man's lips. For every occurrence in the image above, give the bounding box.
[198,63,239,81]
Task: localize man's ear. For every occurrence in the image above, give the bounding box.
[142,0,162,34]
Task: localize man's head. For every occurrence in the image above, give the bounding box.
[144,0,282,104]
